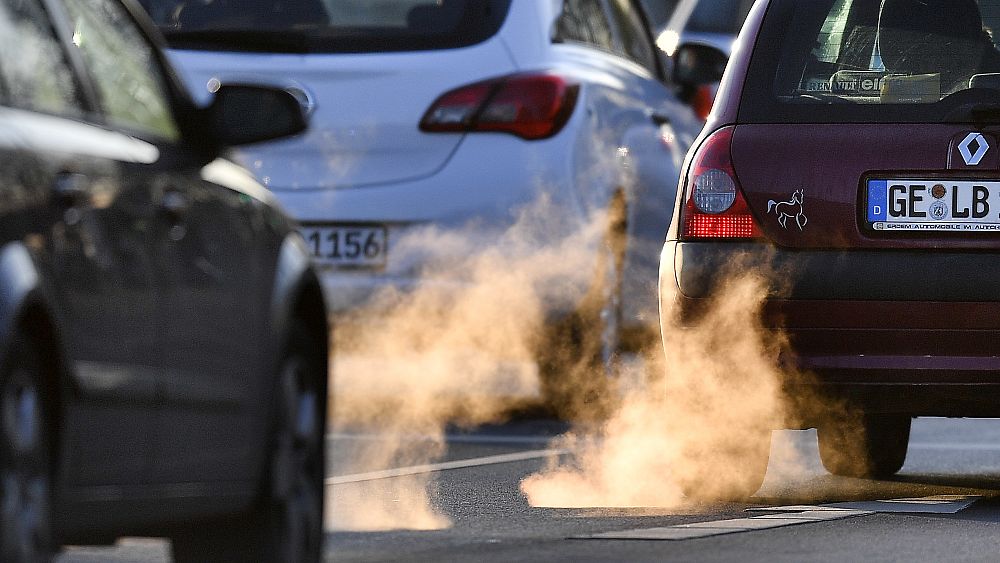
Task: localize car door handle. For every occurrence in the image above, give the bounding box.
[51,172,89,206]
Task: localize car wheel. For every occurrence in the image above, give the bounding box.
[817,413,911,479]
[537,206,626,420]
[0,332,54,563]
[172,321,325,563]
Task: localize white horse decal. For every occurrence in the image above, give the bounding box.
[767,189,808,231]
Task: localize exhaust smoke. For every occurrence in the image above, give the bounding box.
[326,195,813,530]
[521,260,808,507]
[327,196,609,530]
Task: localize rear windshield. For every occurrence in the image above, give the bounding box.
[741,0,1000,123]
[138,0,512,53]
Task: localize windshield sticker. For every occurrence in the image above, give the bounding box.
[801,77,833,93]
[880,73,941,104]
[767,189,807,231]
[829,70,887,96]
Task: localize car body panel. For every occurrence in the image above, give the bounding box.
[168,41,517,191]
[699,0,767,127]
[0,106,164,487]
[730,123,1000,250]
[661,240,1000,419]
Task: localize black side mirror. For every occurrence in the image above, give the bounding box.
[207,84,308,146]
[672,44,728,88]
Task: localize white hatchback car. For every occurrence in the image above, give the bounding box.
[141,0,699,388]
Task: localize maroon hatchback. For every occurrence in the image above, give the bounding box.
[661,0,1000,492]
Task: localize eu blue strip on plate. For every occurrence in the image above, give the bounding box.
[868,179,887,222]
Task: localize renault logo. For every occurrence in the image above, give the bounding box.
[958,132,990,166]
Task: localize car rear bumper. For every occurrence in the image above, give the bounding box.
[661,240,1000,417]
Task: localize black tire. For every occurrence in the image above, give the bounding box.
[0,332,55,562]
[172,321,326,563]
[537,208,626,421]
[817,413,910,479]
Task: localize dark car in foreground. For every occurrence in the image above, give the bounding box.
[0,0,328,560]
[662,0,1000,495]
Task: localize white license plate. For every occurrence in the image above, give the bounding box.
[867,179,1000,232]
[299,225,387,268]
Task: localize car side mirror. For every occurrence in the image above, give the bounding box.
[672,44,728,89]
[207,84,308,146]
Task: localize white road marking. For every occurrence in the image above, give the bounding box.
[326,448,569,485]
[585,495,982,541]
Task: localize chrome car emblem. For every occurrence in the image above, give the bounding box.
[767,189,807,231]
[958,132,989,166]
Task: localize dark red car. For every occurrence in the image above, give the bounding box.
[661,0,1000,494]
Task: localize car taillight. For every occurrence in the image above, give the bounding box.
[680,126,762,240]
[420,73,579,141]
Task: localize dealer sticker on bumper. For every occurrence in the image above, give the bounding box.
[867,179,1000,231]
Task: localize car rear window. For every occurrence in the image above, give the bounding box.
[138,0,512,53]
[741,0,1000,123]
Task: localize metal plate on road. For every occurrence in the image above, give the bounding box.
[581,496,982,541]
[577,509,872,541]
[748,495,982,515]
[300,224,387,269]
[823,494,982,514]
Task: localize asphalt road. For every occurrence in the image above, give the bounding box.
[59,417,1000,562]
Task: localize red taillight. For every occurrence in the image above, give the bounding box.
[680,126,762,240]
[420,73,579,140]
